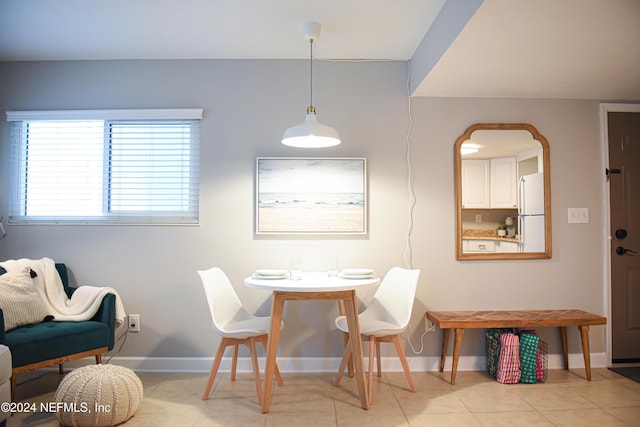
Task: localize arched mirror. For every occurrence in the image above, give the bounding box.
[455,123,552,260]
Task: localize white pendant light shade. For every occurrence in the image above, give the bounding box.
[282,109,341,148]
[282,21,341,148]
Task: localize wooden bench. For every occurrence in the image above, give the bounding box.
[425,309,607,385]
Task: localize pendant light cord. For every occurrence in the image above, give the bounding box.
[308,38,314,113]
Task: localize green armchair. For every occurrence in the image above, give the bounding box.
[0,263,116,399]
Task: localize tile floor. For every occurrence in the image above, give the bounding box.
[8,367,640,426]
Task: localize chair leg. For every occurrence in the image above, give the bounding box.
[248,337,263,405]
[202,338,229,400]
[376,340,382,377]
[335,338,353,386]
[59,363,64,374]
[231,344,239,381]
[10,373,16,401]
[392,335,416,392]
[368,337,375,404]
[259,335,283,387]
[96,354,102,364]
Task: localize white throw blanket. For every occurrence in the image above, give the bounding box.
[0,257,126,329]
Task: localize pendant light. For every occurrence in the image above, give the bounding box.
[282,22,341,148]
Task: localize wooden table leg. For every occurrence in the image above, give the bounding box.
[261,292,285,413]
[338,300,354,377]
[343,290,369,409]
[559,326,569,370]
[578,325,592,381]
[450,328,465,385]
[439,328,450,372]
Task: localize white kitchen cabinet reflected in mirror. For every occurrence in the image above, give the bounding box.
[455,123,552,260]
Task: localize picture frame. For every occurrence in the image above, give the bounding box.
[256,157,367,235]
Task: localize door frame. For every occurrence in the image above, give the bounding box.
[599,102,640,366]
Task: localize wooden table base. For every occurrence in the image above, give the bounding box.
[426,309,607,385]
[262,290,369,412]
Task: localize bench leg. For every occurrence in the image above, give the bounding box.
[578,325,592,381]
[450,328,465,385]
[559,326,569,369]
[439,328,450,372]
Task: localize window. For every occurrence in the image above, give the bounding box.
[6,109,202,224]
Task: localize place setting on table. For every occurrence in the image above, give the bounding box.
[248,254,378,283]
[249,268,376,280]
[251,269,289,280]
[339,268,376,280]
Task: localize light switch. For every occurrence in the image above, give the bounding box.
[568,208,589,224]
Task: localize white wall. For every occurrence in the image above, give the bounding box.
[0,60,608,368]
[409,97,606,358]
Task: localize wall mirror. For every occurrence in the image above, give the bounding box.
[455,123,552,260]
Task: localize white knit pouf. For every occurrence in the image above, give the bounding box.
[54,364,143,427]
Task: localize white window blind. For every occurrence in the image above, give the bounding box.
[6,109,202,225]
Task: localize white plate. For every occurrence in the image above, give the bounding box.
[339,273,375,280]
[255,269,288,276]
[253,274,288,280]
[341,268,375,276]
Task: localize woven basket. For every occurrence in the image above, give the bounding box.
[54,364,143,427]
[485,328,517,378]
[486,329,548,384]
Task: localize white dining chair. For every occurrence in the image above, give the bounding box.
[334,267,420,403]
[197,267,284,404]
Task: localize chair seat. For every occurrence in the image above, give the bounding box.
[220,318,283,340]
[335,316,404,337]
[5,320,110,368]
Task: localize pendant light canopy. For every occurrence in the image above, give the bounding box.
[282,22,341,148]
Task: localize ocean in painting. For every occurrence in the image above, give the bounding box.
[258,192,364,209]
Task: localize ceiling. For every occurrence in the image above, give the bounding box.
[0,0,639,100]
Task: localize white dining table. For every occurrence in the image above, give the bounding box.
[244,271,380,413]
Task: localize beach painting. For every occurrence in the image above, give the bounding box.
[256,158,367,234]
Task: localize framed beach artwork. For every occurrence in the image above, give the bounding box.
[256,157,367,235]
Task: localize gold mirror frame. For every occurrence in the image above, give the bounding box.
[455,123,552,260]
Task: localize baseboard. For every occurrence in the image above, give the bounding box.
[62,352,608,373]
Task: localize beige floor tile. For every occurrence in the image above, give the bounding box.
[544,368,595,384]
[604,406,640,427]
[7,369,640,427]
[7,411,59,427]
[474,411,555,426]
[576,380,640,408]
[265,384,337,414]
[455,383,535,412]
[393,388,469,414]
[406,412,483,427]
[266,413,337,427]
[335,400,409,427]
[540,408,628,426]
[513,383,599,411]
[397,371,463,390]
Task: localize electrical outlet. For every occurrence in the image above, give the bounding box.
[424,317,435,332]
[129,314,140,332]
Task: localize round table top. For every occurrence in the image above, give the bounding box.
[244,271,379,292]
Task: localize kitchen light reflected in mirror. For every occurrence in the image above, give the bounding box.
[455,123,552,260]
